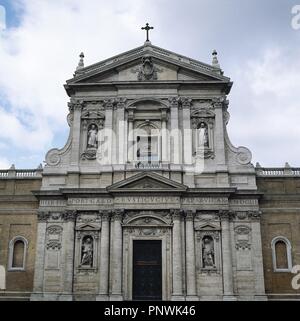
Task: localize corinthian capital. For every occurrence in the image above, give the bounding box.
[168,96,180,107]
[218,210,235,221]
[180,97,193,109]
[68,100,84,112]
[115,97,127,109]
[248,211,262,221]
[37,211,50,222]
[111,209,124,222]
[100,210,111,222]
[103,98,116,110]
[170,209,183,221]
[62,210,77,222]
[185,210,195,221]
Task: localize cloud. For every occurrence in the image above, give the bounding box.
[0,0,149,166]
[0,0,299,168]
[228,46,300,167]
[0,156,10,169]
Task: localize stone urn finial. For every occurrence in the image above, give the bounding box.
[212,49,220,69]
[76,52,85,71]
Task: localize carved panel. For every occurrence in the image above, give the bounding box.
[234,225,252,270]
[45,225,63,270]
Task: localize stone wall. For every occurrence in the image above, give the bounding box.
[257,176,300,299]
[0,177,41,299]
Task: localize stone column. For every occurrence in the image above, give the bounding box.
[69,101,83,170]
[61,210,77,301]
[185,210,198,300]
[31,212,49,301]
[249,211,267,300]
[171,210,184,300]
[127,109,135,163]
[182,97,193,165]
[103,99,115,166]
[220,210,235,300]
[161,109,168,163]
[117,98,126,165]
[110,210,123,300]
[97,211,111,301]
[169,97,180,165]
[213,98,227,170]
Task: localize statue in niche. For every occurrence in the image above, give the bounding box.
[202,236,215,268]
[87,124,98,148]
[81,236,93,267]
[197,122,209,148]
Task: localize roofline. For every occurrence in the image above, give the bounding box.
[67,43,229,85]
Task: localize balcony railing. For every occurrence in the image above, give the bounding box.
[134,161,163,169]
[255,163,300,177]
[0,167,43,179]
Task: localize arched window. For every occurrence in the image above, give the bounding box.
[8,236,28,271]
[271,236,292,272]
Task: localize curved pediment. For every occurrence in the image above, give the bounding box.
[125,215,169,226]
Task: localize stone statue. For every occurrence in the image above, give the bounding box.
[202,236,215,268]
[198,122,209,148]
[81,236,93,267]
[87,124,98,148]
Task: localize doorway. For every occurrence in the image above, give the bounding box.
[132,240,162,300]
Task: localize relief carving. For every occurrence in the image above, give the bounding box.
[132,56,163,81]
[46,225,63,251]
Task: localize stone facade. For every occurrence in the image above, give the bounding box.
[0,42,299,300]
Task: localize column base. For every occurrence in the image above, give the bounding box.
[171,295,185,301]
[58,294,73,301]
[170,164,182,171]
[96,294,110,301]
[30,293,45,301]
[185,295,199,301]
[254,295,268,301]
[109,294,123,301]
[223,295,237,301]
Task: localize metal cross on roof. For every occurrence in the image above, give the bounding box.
[141,23,154,42]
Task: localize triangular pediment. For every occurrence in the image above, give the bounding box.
[66,44,230,86]
[107,172,188,193]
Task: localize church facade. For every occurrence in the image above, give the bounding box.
[0,40,299,301]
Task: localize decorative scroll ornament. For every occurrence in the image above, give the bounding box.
[236,146,252,165]
[37,211,50,222]
[45,149,61,166]
[62,210,77,222]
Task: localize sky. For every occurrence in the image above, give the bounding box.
[0,0,299,169]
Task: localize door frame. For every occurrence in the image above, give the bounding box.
[123,228,172,301]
